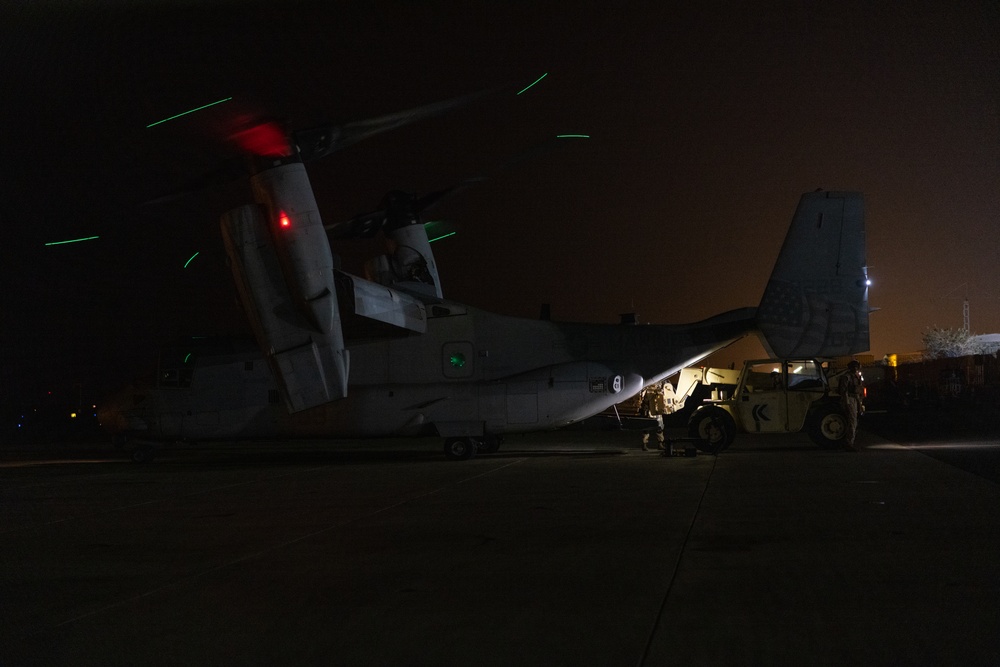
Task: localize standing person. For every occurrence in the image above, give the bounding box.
[837,360,865,451]
[640,384,666,451]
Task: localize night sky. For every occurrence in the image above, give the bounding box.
[2,1,998,406]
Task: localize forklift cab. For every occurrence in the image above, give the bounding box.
[737,359,829,432]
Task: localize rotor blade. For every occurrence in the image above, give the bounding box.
[412,178,488,215]
[142,158,247,206]
[326,134,585,239]
[324,210,386,239]
[416,135,581,214]
[294,87,500,161]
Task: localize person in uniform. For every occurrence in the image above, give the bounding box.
[837,360,865,451]
[640,383,667,451]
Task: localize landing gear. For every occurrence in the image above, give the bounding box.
[478,434,503,454]
[443,437,478,461]
[442,434,503,460]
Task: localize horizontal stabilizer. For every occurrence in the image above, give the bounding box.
[757,191,869,357]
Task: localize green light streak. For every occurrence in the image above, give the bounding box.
[146,97,233,128]
[44,236,100,246]
[183,252,200,268]
[556,134,590,138]
[516,73,548,95]
[428,231,457,243]
[183,353,192,363]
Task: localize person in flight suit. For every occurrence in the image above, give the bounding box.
[837,360,865,451]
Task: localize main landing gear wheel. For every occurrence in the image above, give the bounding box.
[688,407,736,454]
[478,434,503,454]
[807,404,848,448]
[443,437,478,461]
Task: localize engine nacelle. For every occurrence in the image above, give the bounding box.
[221,202,349,412]
[387,222,442,299]
[363,223,443,299]
[250,161,340,331]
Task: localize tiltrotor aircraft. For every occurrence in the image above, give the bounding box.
[102,98,870,462]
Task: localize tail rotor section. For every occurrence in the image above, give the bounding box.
[756,191,870,358]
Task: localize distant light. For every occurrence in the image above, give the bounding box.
[516,73,548,95]
[45,236,100,246]
[428,231,456,243]
[146,97,233,128]
[556,134,590,139]
[278,211,291,228]
[70,412,77,419]
[183,252,200,268]
[183,353,192,363]
[866,279,873,286]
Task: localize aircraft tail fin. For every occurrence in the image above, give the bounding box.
[756,191,869,358]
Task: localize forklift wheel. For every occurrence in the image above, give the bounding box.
[807,404,848,448]
[688,407,736,453]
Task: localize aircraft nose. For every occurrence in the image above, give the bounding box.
[97,383,150,435]
[96,401,127,435]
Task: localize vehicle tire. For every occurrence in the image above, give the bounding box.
[443,437,478,461]
[807,404,848,448]
[688,407,736,453]
[478,434,503,454]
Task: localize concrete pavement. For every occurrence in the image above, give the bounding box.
[2,427,998,666]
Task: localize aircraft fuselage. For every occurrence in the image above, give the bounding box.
[108,301,757,442]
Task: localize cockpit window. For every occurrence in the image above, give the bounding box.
[158,349,195,388]
[158,367,193,388]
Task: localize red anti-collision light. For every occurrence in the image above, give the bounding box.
[229,120,292,158]
[278,211,291,228]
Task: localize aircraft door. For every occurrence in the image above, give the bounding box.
[480,383,506,432]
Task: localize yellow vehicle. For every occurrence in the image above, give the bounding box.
[675,358,850,452]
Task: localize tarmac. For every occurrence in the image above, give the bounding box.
[2,425,999,666]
